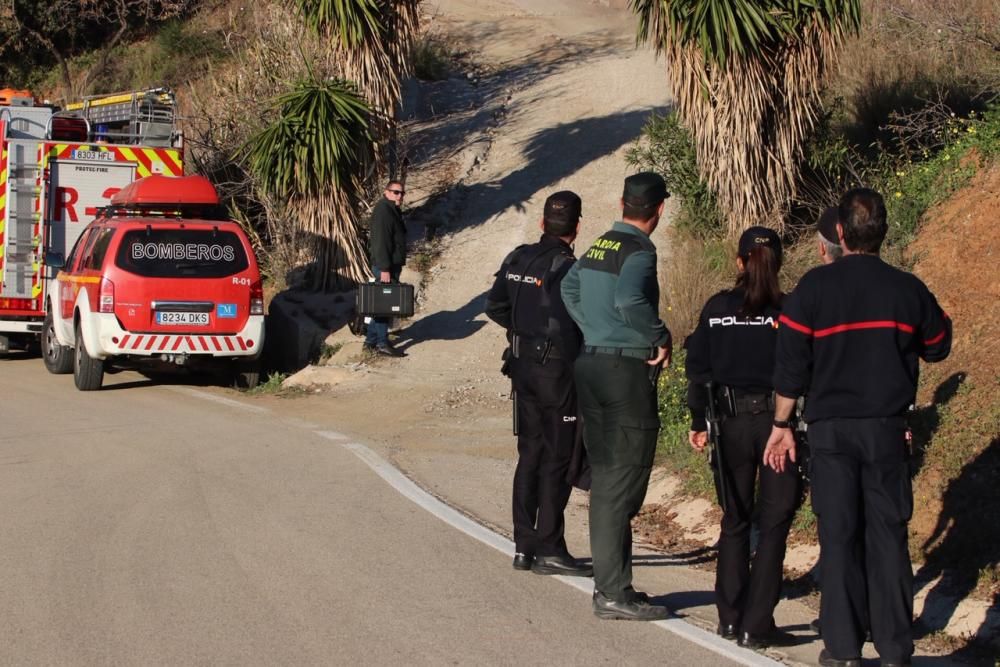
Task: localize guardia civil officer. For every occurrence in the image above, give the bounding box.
[764,189,952,667]
[561,172,672,621]
[685,227,800,648]
[484,191,593,577]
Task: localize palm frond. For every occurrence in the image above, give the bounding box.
[633,0,862,232]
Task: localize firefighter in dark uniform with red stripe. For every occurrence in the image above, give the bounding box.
[764,189,952,667]
[685,227,800,648]
[485,191,593,578]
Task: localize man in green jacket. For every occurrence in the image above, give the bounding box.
[561,172,672,621]
[365,179,408,357]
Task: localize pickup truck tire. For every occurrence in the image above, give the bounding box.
[42,310,74,374]
[232,360,260,391]
[73,320,104,391]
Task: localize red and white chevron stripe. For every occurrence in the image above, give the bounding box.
[117,334,251,354]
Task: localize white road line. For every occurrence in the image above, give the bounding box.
[177,387,779,665]
[168,386,269,413]
[338,439,780,667]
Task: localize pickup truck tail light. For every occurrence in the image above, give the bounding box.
[99,277,115,313]
[250,280,264,316]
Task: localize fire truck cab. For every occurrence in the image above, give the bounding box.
[0,87,182,352]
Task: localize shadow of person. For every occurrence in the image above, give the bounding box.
[908,372,966,478]
[914,436,1000,646]
[393,290,488,352]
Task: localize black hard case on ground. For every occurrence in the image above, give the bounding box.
[356,282,415,317]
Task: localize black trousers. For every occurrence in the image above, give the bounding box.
[714,411,800,634]
[510,356,576,558]
[575,353,659,601]
[810,417,913,663]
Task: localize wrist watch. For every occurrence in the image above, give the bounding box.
[773,418,792,429]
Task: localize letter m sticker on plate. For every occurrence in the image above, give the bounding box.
[217,303,237,319]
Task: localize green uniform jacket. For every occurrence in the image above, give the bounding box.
[560,221,670,350]
[368,197,407,270]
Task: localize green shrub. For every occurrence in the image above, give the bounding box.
[656,350,717,498]
[412,34,450,81]
[627,112,723,237]
[876,104,1000,246]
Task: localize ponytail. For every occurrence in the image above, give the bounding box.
[735,245,781,315]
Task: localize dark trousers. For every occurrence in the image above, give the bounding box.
[810,417,913,663]
[511,357,577,557]
[575,353,659,601]
[364,264,401,347]
[714,411,800,634]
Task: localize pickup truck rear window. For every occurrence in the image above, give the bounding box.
[115,228,249,278]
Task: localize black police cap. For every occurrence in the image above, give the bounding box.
[622,172,668,208]
[543,190,582,225]
[817,206,840,244]
[738,226,782,263]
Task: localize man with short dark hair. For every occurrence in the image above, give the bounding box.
[764,188,952,667]
[485,191,592,577]
[365,180,407,357]
[561,172,672,621]
[816,206,843,264]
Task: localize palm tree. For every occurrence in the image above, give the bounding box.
[294,0,421,171]
[243,77,373,289]
[631,0,862,233]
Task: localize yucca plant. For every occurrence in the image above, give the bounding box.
[294,0,420,171]
[243,77,373,289]
[632,0,862,233]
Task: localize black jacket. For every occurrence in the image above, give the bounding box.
[485,235,582,361]
[774,254,952,422]
[685,288,781,431]
[368,197,406,270]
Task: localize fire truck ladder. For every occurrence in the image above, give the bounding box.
[1,138,43,300]
[64,88,178,147]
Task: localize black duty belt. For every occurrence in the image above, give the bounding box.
[725,392,774,416]
[512,334,561,361]
[582,345,652,361]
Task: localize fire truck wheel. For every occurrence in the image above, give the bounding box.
[73,321,105,391]
[42,311,74,374]
[232,360,260,391]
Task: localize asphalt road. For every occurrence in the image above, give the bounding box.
[0,353,746,666]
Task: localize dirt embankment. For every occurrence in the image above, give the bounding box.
[906,160,1000,604]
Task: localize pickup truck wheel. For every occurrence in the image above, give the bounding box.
[42,311,74,374]
[232,360,260,391]
[73,321,104,391]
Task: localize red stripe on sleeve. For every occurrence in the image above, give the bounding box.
[813,320,914,337]
[779,314,813,335]
[924,330,946,346]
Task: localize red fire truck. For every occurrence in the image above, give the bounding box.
[0,87,183,352]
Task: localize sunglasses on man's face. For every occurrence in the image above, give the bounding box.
[388,189,405,195]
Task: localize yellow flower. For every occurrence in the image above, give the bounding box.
[896,171,906,177]
[968,126,977,134]
[895,191,903,198]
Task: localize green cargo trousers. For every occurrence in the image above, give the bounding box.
[574,351,660,601]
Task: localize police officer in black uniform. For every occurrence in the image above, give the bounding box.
[685,227,800,648]
[484,191,593,577]
[765,189,952,667]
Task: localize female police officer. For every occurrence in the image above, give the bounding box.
[684,227,800,648]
